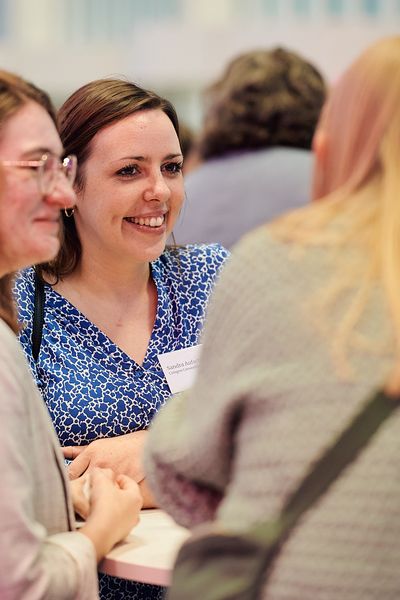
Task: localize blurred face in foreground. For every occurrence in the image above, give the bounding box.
[0,101,75,274]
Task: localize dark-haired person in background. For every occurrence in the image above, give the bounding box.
[175,47,326,248]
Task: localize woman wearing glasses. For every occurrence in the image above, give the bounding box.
[0,70,142,599]
[15,78,228,599]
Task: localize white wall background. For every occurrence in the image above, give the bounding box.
[0,0,399,126]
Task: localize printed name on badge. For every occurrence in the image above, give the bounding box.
[158,344,202,394]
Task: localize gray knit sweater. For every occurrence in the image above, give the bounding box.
[145,225,400,599]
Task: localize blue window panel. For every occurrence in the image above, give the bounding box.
[326,0,344,16]
[293,0,311,16]
[362,0,380,16]
[155,0,180,19]
[261,0,279,17]
[0,0,9,38]
[129,0,151,20]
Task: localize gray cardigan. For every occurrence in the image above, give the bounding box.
[0,319,98,599]
[146,225,400,599]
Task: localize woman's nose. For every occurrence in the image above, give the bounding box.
[143,173,171,202]
[46,175,76,209]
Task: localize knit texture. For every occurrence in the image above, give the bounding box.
[146,225,400,599]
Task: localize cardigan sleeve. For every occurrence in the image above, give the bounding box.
[0,321,98,600]
[145,233,270,528]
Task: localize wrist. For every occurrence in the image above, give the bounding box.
[79,520,114,562]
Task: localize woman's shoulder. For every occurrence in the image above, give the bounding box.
[168,242,229,262]
[0,319,28,378]
[13,267,36,316]
[14,267,35,298]
[157,243,230,277]
[211,225,299,299]
[224,226,285,270]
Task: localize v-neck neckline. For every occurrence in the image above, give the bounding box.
[44,260,165,371]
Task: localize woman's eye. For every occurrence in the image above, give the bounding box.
[163,162,183,175]
[116,164,139,177]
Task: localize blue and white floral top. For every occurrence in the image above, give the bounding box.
[15,244,229,447]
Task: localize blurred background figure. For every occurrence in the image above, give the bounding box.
[174,47,326,248]
[178,120,195,173]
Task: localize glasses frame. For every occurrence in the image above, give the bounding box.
[0,153,77,195]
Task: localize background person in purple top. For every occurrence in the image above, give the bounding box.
[174,47,326,249]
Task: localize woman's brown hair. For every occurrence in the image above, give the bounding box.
[39,78,180,282]
[197,47,326,160]
[0,70,56,332]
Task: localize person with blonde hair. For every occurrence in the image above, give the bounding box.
[145,36,400,598]
[0,70,142,599]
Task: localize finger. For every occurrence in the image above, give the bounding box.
[116,473,139,491]
[87,467,116,487]
[62,445,87,460]
[68,452,91,480]
[97,467,115,481]
[69,478,90,519]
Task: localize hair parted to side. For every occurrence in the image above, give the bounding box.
[39,78,180,282]
[0,70,57,333]
[197,47,326,160]
[270,36,400,377]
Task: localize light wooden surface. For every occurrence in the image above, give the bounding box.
[98,509,190,586]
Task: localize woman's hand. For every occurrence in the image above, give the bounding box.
[63,431,148,482]
[70,473,91,520]
[79,467,142,562]
[70,469,114,519]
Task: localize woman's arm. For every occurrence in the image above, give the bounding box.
[64,430,158,508]
[0,325,142,598]
[144,244,259,528]
[0,328,97,599]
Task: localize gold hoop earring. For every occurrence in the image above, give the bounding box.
[64,207,75,218]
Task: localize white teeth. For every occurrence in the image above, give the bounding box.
[129,216,164,227]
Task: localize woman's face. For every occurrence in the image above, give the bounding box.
[0,101,75,274]
[75,108,184,266]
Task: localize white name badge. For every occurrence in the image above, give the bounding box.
[158,344,202,394]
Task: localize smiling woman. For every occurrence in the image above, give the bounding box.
[14,78,229,600]
[0,70,142,600]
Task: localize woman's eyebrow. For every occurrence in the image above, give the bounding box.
[112,152,183,164]
[21,146,60,158]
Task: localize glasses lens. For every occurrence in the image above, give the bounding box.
[40,154,77,194]
[40,155,57,195]
[62,155,77,185]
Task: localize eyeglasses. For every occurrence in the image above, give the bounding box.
[0,153,77,195]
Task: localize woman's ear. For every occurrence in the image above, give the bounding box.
[312,130,328,166]
[311,130,328,202]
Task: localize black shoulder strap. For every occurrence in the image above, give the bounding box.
[32,269,45,362]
